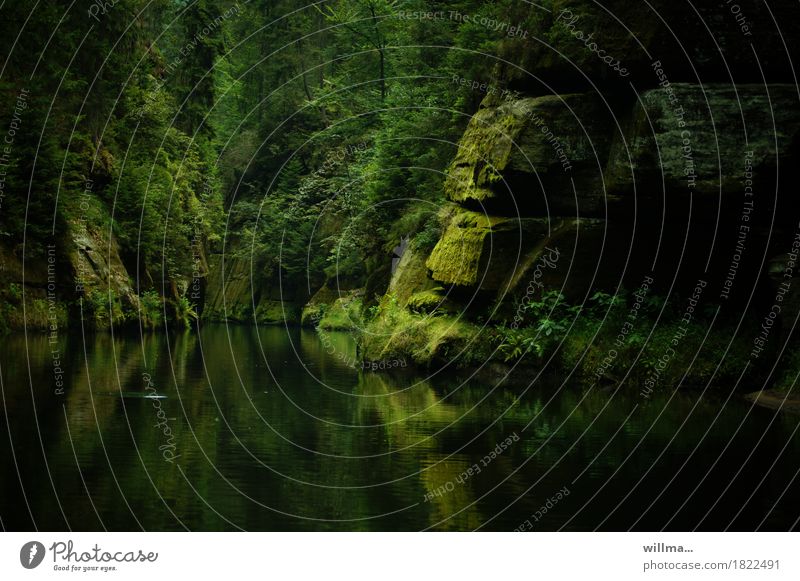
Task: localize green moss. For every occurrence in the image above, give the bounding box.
[444,106,525,204]
[425,206,523,287]
[301,288,364,331]
[427,208,490,286]
[255,300,301,325]
[407,289,448,314]
[301,303,327,327]
[301,285,340,326]
[318,296,363,331]
[387,243,437,307]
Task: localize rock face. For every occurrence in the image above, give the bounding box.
[416,77,800,304]
[204,254,303,325]
[387,243,437,307]
[426,206,550,289]
[449,84,800,218]
[606,84,800,198]
[0,206,213,331]
[0,219,139,330]
[445,93,615,216]
[69,220,138,320]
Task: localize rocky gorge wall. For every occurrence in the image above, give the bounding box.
[354,0,800,393]
[0,205,208,333]
[0,221,131,333]
[420,81,800,308]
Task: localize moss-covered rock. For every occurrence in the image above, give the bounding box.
[426,205,556,290]
[300,304,325,327]
[301,285,341,326]
[67,217,140,328]
[356,1,800,378]
[445,93,614,215]
[317,293,363,331]
[387,241,437,307]
[301,286,363,330]
[360,300,495,369]
[407,289,451,314]
[427,207,506,287]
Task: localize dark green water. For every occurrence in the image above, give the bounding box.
[1,324,798,531]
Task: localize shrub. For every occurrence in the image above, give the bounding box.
[139,290,163,330]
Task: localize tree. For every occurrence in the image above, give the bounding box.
[320,0,401,102]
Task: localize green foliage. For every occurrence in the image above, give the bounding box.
[520,291,580,335]
[495,291,580,363]
[224,0,512,300]
[317,296,364,331]
[7,284,22,303]
[139,290,164,330]
[0,0,229,329]
[413,214,442,253]
[496,327,543,362]
[174,296,199,329]
[84,290,125,328]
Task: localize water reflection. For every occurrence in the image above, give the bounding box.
[0,324,798,531]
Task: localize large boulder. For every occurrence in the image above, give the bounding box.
[445,93,615,216]
[426,206,550,289]
[425,205,631,301]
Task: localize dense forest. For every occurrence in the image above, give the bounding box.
[0,0,515,326]
[2,0,800,398]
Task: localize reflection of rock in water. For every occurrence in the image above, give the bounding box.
[299,327,359,372]
[420,460,483,531]
[354,372,483,529]
[354,372,459,438]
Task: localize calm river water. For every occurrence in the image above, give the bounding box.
[1,324,798,531]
